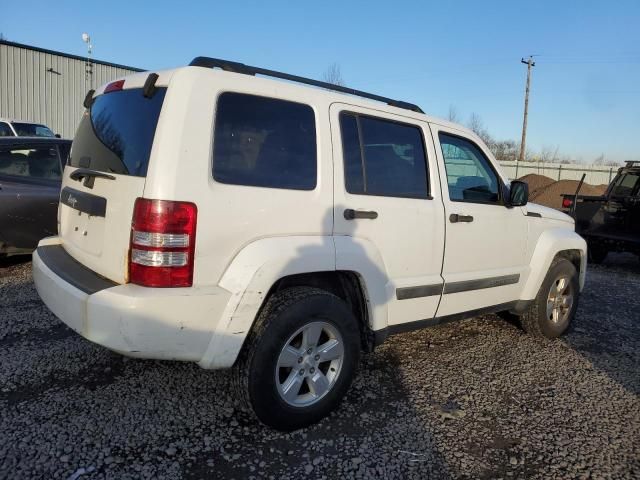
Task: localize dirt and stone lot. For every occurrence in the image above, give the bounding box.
[1,255,639,479]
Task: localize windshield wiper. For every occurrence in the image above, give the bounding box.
[70,168,116,189]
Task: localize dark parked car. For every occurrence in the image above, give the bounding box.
[562,161,640,263]
[0,118,58,138]
[0,137,71,257]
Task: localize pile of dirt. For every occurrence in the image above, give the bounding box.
[529,179,607,209]
[518,173,556,196]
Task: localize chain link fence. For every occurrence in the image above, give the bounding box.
[499,161,618,185]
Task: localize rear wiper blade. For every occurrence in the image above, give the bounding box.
[70,168,116,189]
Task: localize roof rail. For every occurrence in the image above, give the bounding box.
[189,56,424,114]
[625,160,640,167]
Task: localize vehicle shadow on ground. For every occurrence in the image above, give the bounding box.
[562,253,640,396]
[0,253,32,273]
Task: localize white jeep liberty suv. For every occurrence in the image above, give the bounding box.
[32,57,587,431]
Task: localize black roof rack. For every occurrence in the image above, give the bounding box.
[189,57,424,114]
[625,160,640,168]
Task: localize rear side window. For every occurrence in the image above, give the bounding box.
[69,88,166,176]
[611,173,639,197]
[340,112,429,198]
[0,145,61,181]
[213,92,317,190]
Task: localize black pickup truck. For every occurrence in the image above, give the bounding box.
[562,161,640,263]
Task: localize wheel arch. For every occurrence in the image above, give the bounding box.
[266,270,374,352]
[197,236,384,369]
[521,228,587,300]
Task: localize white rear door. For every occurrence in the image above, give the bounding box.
[331,103,445,328]
[59,79,168,284]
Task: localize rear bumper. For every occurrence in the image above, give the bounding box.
[33,239,232,364]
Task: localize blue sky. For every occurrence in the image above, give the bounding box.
[3,0,639,162]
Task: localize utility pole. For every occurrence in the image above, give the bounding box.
[519,56,535,162]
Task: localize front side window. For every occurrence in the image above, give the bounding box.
[0,145,61,181]
[213,93,317,190]
[340,112,429,198]
[0,122,14,137]
[439,133,500,203]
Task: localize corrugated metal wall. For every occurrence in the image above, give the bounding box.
[0,42,140,138]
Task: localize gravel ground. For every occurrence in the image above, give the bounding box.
[1,254,639,479]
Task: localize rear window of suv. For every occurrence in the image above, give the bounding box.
[213,92,317,190]
[69,88,166,177]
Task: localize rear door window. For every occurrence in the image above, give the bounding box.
[0,145,61,181]
[69,88,166,176]
[340,112,429,198]
[213,92,317,190]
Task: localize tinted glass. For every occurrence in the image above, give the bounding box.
[0,145,61,180]
[0,123,14,137]
[612,173,639,197]
[12,123,55,137]
[340,114,364,194]
[439,133,500,203]
[69,88,167,176]
[340,113,428,198]
[213,93,316,190]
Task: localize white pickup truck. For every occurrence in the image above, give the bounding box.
[32,57,586,431]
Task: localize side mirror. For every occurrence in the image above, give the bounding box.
[55,134,61,138]
[508,180,529,207]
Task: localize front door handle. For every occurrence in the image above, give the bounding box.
[344,209,378,220]
[450,213,474,223]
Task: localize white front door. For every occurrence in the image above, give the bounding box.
[430,124,529,317]
[330,103,446,328]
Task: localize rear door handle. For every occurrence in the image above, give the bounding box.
[344,209,378,220]
[450,214,474,223]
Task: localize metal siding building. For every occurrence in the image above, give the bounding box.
[0,40,142,139]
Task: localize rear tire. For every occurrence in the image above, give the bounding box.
[520,257,579,338]
[232,287,360,431]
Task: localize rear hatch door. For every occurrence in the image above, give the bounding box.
[60,81,167,284]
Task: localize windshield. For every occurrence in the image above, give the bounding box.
[12,123,56,137]
[69,87,166,177]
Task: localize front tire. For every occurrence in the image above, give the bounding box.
[520,257,579,338]
[232,287,360,431]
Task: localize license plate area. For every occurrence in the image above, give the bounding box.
[60,204,105,256]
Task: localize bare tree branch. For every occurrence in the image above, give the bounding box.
[466,113,494,148]
[447,105,459,123]
[322,62,345,87]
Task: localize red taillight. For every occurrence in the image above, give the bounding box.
[129,198,197,287]
[104,79,125,93]
[562,197,573,209]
